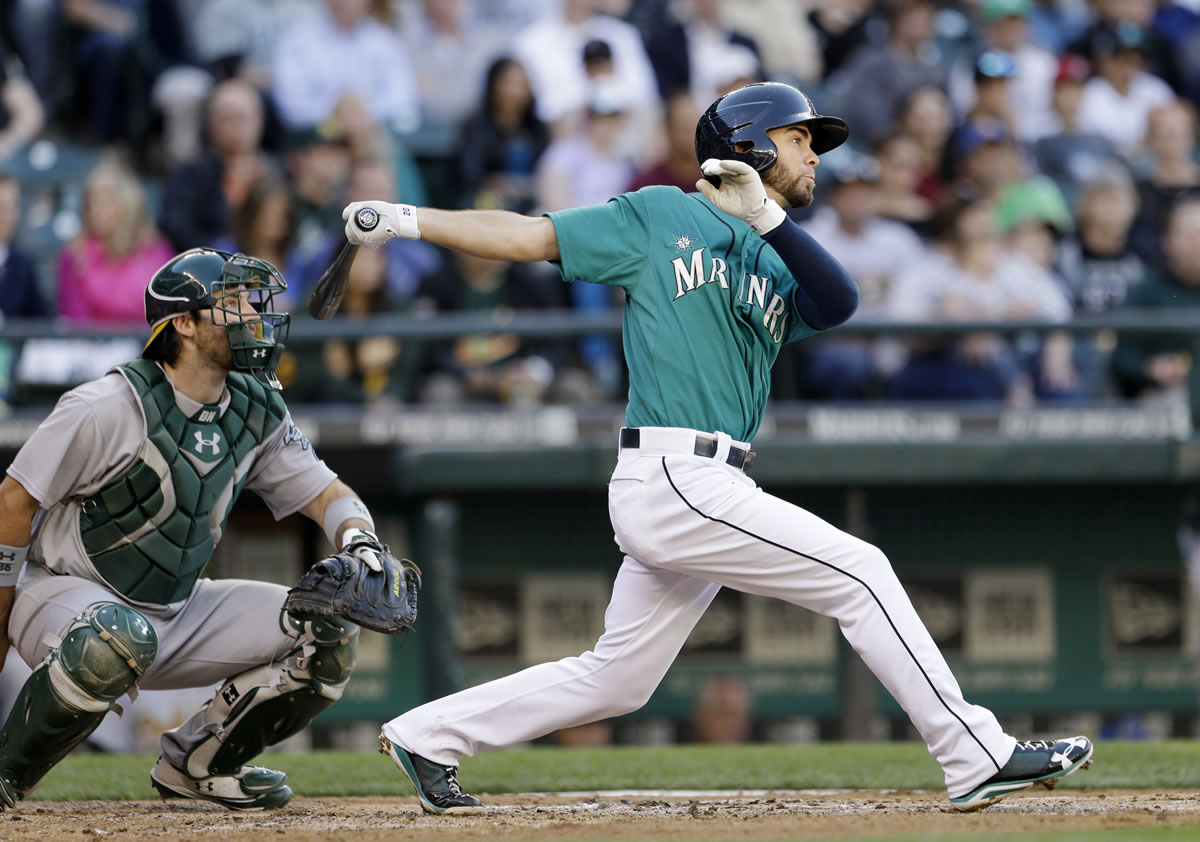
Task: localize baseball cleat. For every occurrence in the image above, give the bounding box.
[380,734,484,815]
[0,774,18,811]
[149,755,293,810]
[950,736,1094,811]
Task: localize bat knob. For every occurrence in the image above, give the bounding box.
[355,207,380,231]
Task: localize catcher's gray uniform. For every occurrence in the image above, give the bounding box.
[2,361,355,808]
[9,368,332,680]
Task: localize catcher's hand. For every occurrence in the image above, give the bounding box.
[695,159,786,234]
[340,527,385,572]
[286,542,421,636]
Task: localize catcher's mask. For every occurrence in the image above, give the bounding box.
[144,248,291,389]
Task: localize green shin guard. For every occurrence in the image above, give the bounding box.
[0,666,107,804]
[0,603,157,805]
[179,618,359,778]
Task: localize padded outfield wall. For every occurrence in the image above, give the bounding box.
[5,401,1188,735]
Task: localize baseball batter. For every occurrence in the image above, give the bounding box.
[0,249,388,811]
[343,82,1093,813]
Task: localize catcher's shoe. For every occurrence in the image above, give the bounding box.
[380,734,484,815]
[950,736,1094,811]
[150,755,293,810]
[0,774,18,811]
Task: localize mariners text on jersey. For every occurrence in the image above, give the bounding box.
[670,247,789,344]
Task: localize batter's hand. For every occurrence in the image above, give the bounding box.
[342,201,420,248]
[696,159,787,234]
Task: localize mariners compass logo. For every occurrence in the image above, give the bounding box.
[672,233,696,252]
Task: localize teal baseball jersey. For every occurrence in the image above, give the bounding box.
[548,185,822,441]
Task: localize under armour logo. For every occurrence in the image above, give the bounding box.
[222,684,240,706]
[0,552,14,562]
[194,431,222,456]
[252,348,268,358]
[1051,737,1090,769]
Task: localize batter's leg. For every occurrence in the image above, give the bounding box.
[613,454,1015,796]
[381,556,720,813]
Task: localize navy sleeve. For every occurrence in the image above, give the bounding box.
[762,217,859,330]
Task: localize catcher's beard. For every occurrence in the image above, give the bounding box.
[194,316,236,373]
[764,166,815,208]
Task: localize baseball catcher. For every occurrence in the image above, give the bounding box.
[0,248,403,811]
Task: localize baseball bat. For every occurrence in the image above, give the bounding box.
[306,207,381,320]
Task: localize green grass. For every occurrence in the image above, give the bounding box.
[702,835,1200,842]
[25,740,1200,802]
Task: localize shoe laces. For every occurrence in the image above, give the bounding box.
[1015,739,1055,751]
[443,766,465,796]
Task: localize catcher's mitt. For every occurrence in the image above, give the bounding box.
[286,541,421,635]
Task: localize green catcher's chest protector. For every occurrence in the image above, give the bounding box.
[78,360,286,605]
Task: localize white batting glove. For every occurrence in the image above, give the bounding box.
[340,526,384,572]
[695,159,787,235]
[342,201,420,248]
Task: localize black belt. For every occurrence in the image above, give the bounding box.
[619,427,756,472]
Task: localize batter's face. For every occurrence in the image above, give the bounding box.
[762,125,819,208]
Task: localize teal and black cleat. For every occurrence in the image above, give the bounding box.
[950,736,1094,811]
[380,734,485,815]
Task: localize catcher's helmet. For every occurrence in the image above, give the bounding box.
[695,82,849,181]
[144,248,291,389]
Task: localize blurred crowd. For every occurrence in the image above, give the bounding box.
[0,0,1199,410]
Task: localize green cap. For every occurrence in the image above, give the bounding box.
[995,177,1075,235]
[981,0,1033,22]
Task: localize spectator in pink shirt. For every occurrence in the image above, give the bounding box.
[58,157,175,324]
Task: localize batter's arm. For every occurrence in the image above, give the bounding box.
[762,218,859,330]
[342,202,560,264]
[0,476,43,669]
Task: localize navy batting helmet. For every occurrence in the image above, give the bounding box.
[695,82,849,182]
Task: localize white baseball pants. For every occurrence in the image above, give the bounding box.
[384,427,1016,796]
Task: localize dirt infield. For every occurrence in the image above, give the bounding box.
[4,790,1199,840]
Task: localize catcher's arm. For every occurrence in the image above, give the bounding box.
[0,476,42,670]
[299,479,385,571]
[289,478,421,635]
